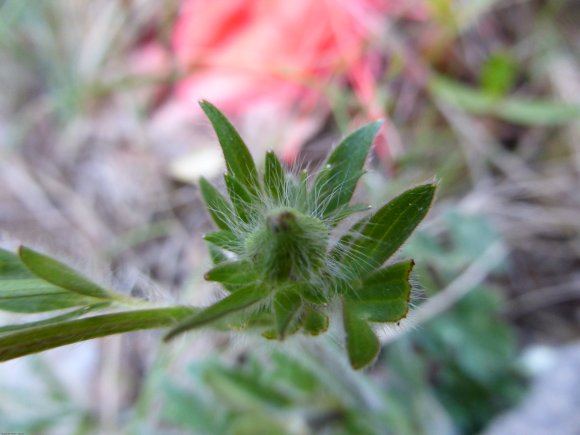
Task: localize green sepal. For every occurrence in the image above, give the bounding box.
[302,306,329,336]
[294,170,308,212]
[273,290,303,340]
[299,283,329,305]
[225,173,255,223]
[342,300,380,369]
[203,230,241,254]
[199,177,236,231]
[208,245,228,266]
[164,285,268,340]
[345,260,413,322]
[344,184,436,278]
[263,150,286,204]
[18,246,113,299]
[313,121,382,217]
[204,261,259,287]
[200,100,261,196]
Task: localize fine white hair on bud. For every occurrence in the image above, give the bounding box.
[163,101,437,370]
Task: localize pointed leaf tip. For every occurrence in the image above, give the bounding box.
[264,151,286,204]
[344,183,436,277]
[313,121,383,217]
[199,101,260,196]
[18,246,112,299]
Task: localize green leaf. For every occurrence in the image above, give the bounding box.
[164,285,268,340]
[273,290,302,339]
[345,260,414,322]
[313,121,382,217]
[200,100,260,196]
[203,230,241,253]
[0,248,31,278]
[18,246,113,299]
[208,244,228,265]
[345,184,435,278]
[1,248,97,312]
[342,301,380,369]
[0,306,195,362]
[328,203,371,226]
[204,366,291,411]
[224,173,256,223]
[299,283,329,304]
[199,177,236,231]
[163,383,222,434]
[204,261,259,286]
[430,76,580,125]
[294,170,308,212]
[0,278,97,313]
[263,150,286,204]
[270,351,319,393]
[302,306,329,336]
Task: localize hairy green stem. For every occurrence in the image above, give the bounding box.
[0,306,195,362]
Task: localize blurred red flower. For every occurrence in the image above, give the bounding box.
[146,0,428,165]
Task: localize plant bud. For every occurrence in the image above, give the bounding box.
[245,208,329,282]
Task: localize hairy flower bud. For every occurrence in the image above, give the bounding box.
[245,208,329,282]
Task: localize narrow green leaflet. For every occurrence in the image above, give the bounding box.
[0,248,98,312]
[203,230,241,253]
[302,306,329,336]
[0,248,30,278]
[204,366,291,410]
[273,290,302,339]
[0,279,96,313]
[18,246,113,299]
[263,150,286,204]
[208,244,228,265]
[204,261,259,287]
[345,260,414,322]
[199,177,236,230]
[342,301,380,369]
[0,306,195,362]
[299,283,328,304]
[165,285,268,340]
[345,184,435,277]
[270,351,319,393]
[224,173,255,223]
[294,170,308,212]
[313,121,382,217]
[200,100,261,196]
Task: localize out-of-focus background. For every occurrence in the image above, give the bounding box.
[0,1,579,434]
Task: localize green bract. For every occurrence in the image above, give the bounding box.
[0,101,435,369]
[164,101,436,369]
